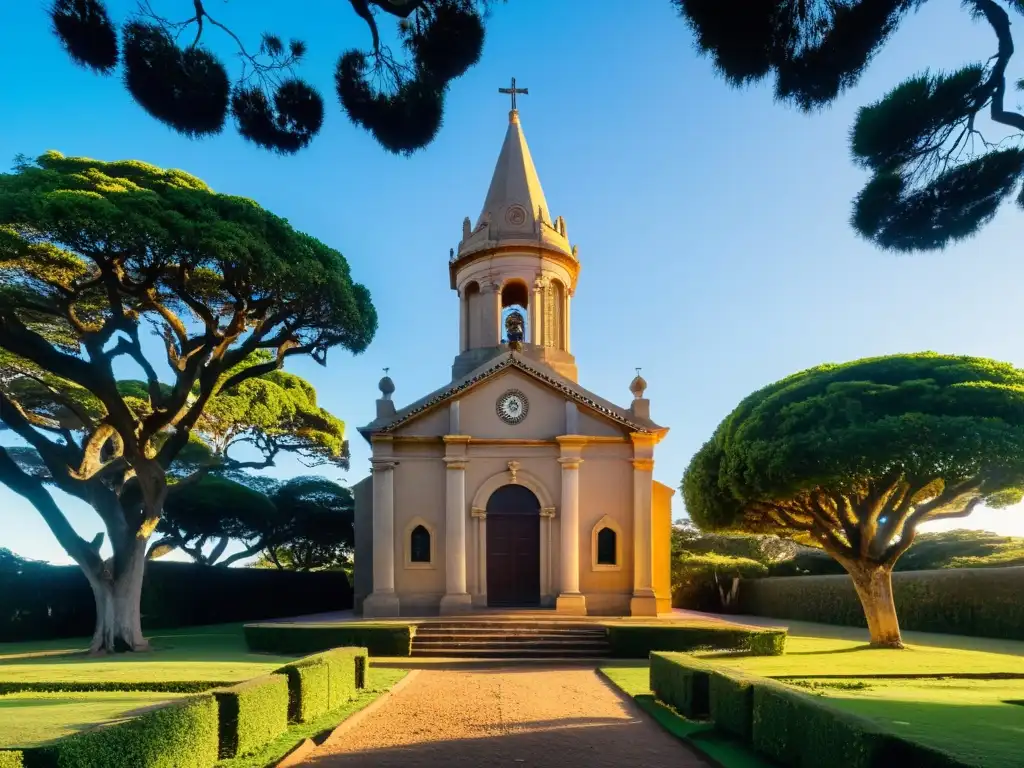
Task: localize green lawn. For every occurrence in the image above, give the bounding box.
[0,691,188,748]
[790,678,1024,768]
[0,624,292,685]
[694,633,1024,677]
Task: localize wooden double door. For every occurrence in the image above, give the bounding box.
[486,484,541,607]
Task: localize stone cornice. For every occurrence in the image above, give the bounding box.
[450,244,580,291]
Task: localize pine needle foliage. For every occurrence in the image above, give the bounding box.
[674,0,1024,251]
[45,0,498,155]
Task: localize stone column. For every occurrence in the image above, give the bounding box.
[630,433,658,616]
[555,439,587,614]
[531,277,545,345]
[441,434,472,614]
[484,281,502,345]
[540,506,556,605]
[459,291,468,352]
[471,506,487,604]
[362,459,400,617]
[564,291,572,353]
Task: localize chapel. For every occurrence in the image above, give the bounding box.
[352,95,673,617]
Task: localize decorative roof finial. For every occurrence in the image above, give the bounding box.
[630,368,647,399]
[378,367,395,399]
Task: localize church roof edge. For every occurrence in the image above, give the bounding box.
[358,352,666,442]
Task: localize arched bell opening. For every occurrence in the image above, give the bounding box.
[500,280,529,346]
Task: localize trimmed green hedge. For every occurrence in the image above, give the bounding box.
[606,624,786,658]
[649,652,710,719]
[738,566,1024,640]
[708,669,754,742]
[213,674,289,759]
[245,623,412,657]
[27,694,219,768]
[0,752,23,768]
[752,680,972,768]
[650,653,974,768]
[276,661,329,724]
[274,647,367,724]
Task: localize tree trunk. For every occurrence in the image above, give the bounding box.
[847,562,904,649]
[83,537,150,654]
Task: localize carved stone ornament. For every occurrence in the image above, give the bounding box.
[507,460,521,483]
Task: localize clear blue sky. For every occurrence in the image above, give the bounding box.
[2,1,1023,564]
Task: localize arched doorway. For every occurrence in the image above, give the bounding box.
[486,484,541,607]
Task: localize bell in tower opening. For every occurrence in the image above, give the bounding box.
[504,309,525,350]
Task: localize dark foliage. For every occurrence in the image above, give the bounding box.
[231,78,325,154]
[122,22,230,137]
[739,565,1024,640]
[0,559,353,642]
[50,0,118,73]
[675,0,1024,251]
[405,0,485,84]
[46,0,496,154]
[336,51,445,155]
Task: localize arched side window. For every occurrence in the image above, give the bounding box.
[591,514,623,571]
[404,516,436,570]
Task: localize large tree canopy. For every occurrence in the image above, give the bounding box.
[0,151,375,651]
[682,352,1024,646]
[47,0,498,155]
[674,0,1024,251]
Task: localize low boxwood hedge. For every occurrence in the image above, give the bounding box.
[0,751,23,768]
[738,566,1024,640]
[649,652,711,719]
[213,674,289,759]
[708,668,754,742]
[606,624,786,658]
[275,661,329,724]
[26,693,219,768]
[245,623,412,656]
[651,652,974,768]
[752,680,973,768]
[274,647,366,724]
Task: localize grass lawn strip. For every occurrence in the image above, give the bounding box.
[600,666,772,768]
[214,667,408,768]
[786,678,1024,768]
[0,691,188,748]
[0,624,291,685]
[694,634,1024,677]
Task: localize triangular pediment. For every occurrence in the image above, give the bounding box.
[358,352,665,442]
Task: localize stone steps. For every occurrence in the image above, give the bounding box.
[410,619,611,658]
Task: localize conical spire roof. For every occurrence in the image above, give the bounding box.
[455,110,574,260]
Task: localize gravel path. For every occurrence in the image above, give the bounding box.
[301,667,711,768]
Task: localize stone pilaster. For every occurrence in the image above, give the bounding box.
[555,436,587,615]
[630,433,658,617]
[531,276,545,345]
[440,436,472,614]
[362,455,400,618]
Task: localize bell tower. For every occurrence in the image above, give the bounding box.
[450,84,580,382]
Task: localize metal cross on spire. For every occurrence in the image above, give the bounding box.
[498,77,528,111]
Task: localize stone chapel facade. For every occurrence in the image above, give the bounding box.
[352,107,673,617]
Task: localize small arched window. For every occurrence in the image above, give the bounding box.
[596,528,617,566]
[410,525,431,563]
[591,515,623,571]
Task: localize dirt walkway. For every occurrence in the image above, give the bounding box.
[301,667,711,767]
